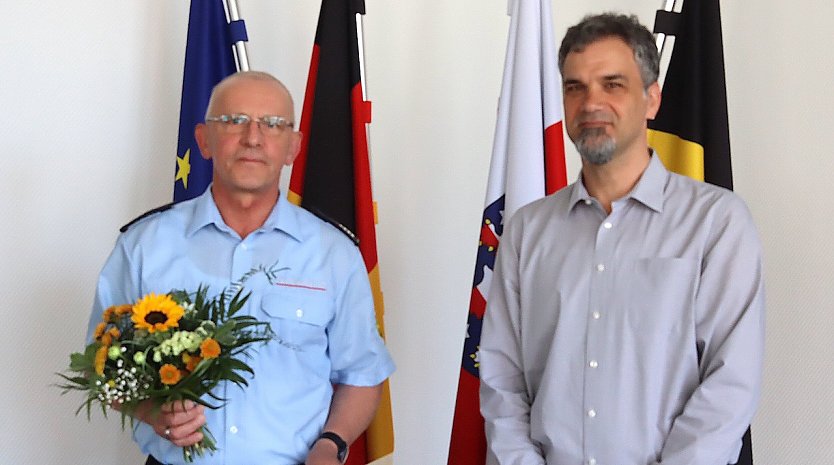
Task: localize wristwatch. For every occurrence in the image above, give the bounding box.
[318,431,348,463]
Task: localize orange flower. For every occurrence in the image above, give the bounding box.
[107,327,121,340]
[200,338,221,359]
[114,304,133,316]
[94,345,108,376]
[93,322,107,340]
[159,364,182,385]
[102,306,116,322]
[101,333,113,346]
[182,353,202,372]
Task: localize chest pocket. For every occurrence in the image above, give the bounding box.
[624,257,699,336]
[261,291,332,351]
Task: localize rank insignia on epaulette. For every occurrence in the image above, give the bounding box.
[306,206,359,246]
[119,202,175,233]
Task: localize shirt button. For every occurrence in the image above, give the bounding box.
[240,243,248,250]
[296,308,304,318]
[230,425,238,434]
[588,409,596,418]
[588,459,597,465]
[603,222,613,229]
[589,360,598,368]
[596,264,605,272]
[592,311,601,320]
[584,199,592,205]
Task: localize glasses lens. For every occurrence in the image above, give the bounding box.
[211,114,291,136]
[259,116,291,135]
[263,117,282,130]
[230,114,250,126]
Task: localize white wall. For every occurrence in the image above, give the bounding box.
[1,1,831,464]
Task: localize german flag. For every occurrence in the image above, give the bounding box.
[288,1,394,463]
[649,1,753,463]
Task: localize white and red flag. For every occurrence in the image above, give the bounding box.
[447,0,567,463]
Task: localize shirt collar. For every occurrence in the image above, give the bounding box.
[567,152,669,213]
[186,186,304,241]
[628,152,667,213]
[186,188,222,236]
[567,175,594,212]
[266,192,304,242]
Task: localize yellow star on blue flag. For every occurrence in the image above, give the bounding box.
[175,149,191,190]
[173,0,239,202]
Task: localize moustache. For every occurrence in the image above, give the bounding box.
[235,150,267,161]
[576,112,614,125]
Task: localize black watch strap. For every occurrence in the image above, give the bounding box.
[318,431,348,463]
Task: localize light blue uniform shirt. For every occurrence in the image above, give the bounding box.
[87,188,395,465]
[480,155,765,465]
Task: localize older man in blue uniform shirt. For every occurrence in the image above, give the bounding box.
[88,71,394,465]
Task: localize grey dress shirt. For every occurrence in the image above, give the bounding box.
[479,154,765,465]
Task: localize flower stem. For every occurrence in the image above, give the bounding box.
[181,425,217,463]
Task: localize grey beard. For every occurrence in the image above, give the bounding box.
[575,128,615,165]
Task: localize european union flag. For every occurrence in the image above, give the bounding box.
[173,0,241,202]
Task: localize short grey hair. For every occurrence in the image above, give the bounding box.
[558,13,659,88]
[204,70,294,120]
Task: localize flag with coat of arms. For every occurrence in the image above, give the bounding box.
[447,0,568,463]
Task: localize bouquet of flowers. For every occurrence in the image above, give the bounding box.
[58,286,273,462]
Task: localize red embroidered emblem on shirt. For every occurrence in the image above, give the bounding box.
[273,282,327,292]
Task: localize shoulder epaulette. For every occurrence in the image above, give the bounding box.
[306,206,359,246]
[119,202,175,233]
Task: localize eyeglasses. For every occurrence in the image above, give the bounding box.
[205,113,294,136]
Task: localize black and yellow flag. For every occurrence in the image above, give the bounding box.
[650,2,753,464]
[648,0,732,190]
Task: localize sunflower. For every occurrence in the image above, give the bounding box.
[200,338,221,359]
[94,345,108,376]
[159,364,182,385]
[131,293,185,333]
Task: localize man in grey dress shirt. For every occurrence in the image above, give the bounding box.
[479,13,765,465]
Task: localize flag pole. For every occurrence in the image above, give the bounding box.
[655,0,678,54]
[225,0,250,71]
[355,11,374,179]
[355,13,368,100]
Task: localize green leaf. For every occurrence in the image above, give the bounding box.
[68,343,99,371]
